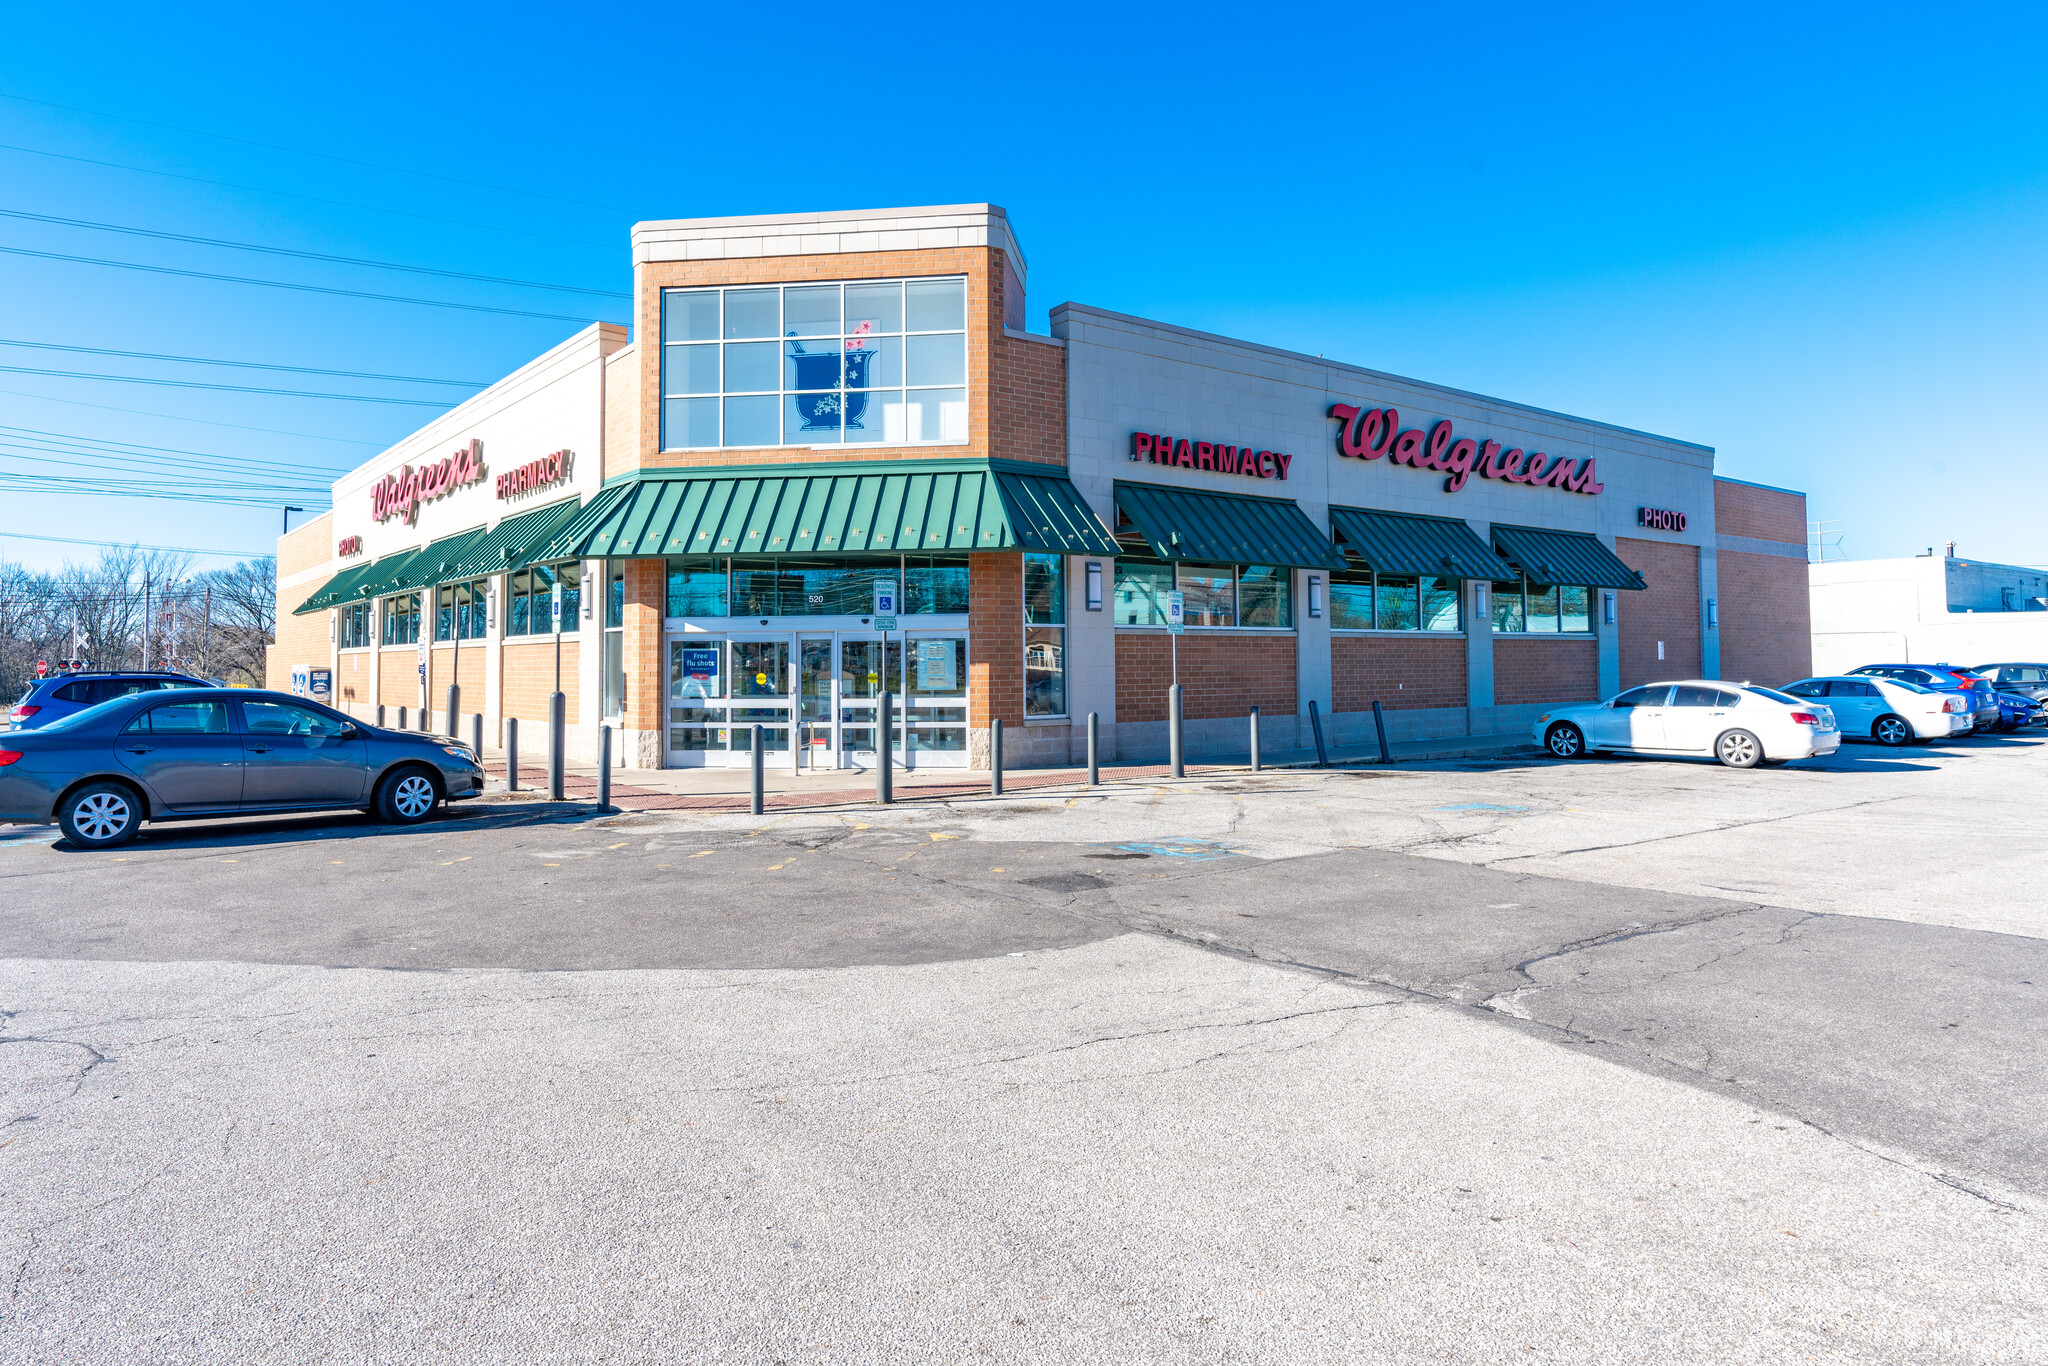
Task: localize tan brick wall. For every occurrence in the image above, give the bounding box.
[1717,549,1812,687]
[336,649,373,707]
[502,640,580,724]
[968,552,1023,727]
[604,343,639,483]
[1115,633,1297,723]
[269,512,337,690]
[620,559,664,732]
[1494,638,1600,705]
[425,642,487,708]
[1713,478,1806,545]
[632,246,1049,474]
[1617,537,1702,687]
[379,650,420,713]
[1331,636,1466,712]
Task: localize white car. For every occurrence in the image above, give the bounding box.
[1534,680,1842,768]
[1781,675,1971,745]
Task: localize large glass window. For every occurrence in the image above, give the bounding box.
[435,580,489,641]
[504,564,581,636]
[660,278,969,450]
[1025,554,1065,717]
[382,593,420,645]
[675,556,968,618]
[1328,570,1462,631]
[1491,578,1595,634]
[1113,559,1293,628]
[338,603,371,650]
[1329,569,1374,630]
[904,555,969,615]
[666,558,729,617]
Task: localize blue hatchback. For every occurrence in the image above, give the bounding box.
[8,672,213,731]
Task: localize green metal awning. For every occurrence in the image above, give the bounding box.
[1113,481,1346,570]
[440,498,586,578]
[381,527,489,593]
[289,559,379,615]
[540,461,1118,561]
[1329,506,1516,580]
[1491,524,1646,589]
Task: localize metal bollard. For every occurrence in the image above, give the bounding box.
[398,705,408,730]
[420,704,431,733]
[445,684,460,738]
[470,712,483,759]
[506,716,519,792]
[376,704,386,727]
[548,691,565,800]
[1309,698,1330,768]
[1250,705,1261,772]
[1086,711,1099,786]
[1371,698,1392,764]
[990,717,1004,796]
[877,691,893,804]
[749,724,764,815]
[597,725,613,812]
[1168,683,1185,778]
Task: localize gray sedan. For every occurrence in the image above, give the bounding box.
[0,689,485,848]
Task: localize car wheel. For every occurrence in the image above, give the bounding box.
[57,781,143,848]
[1715,729,1764,769]
[1544,722,1586,759]
[1873,714,1913,747]
[373,766,441,825]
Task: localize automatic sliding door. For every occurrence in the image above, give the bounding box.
[839,636,902,766]
[730,638,791,753]
[798,636,834,766]
[905,634,968,767]
[668,639,729,764]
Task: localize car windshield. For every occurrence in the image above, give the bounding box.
[1744,686,1803,706]
[1884,678,1937,695]
[35,696,148,733]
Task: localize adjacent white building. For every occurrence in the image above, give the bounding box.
[1810,551,2048,672]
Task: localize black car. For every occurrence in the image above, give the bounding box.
[1972,663,2048,705]
[0,688,485,848]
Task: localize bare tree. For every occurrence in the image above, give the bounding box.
[189,557,276,686]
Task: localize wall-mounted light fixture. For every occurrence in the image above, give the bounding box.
[1603,591,1617,625]
[1706,598,1718,629]
[1307,574,1323,618]
[1474,582,1489,623]
[1085,561,1103,612]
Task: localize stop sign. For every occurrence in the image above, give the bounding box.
[36,660,48,677]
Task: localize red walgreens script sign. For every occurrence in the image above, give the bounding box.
[372,439,487,524]
[1130,432,1293,480]
[1327,405,1603,497]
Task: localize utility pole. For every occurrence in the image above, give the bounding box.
[200,584,212,676]
[141,570,151,671]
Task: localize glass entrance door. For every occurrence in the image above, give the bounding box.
[838,635,902,769]
[904,634,968,764]
[798,636,835,768]
[729,637,791,761]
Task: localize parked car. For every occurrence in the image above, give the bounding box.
[0,688,484,848]
[1782,675,1969,745]
[7,671,211,731]
[1972,663,2048,705]
[1847,665,2001,732]
[1992,689,2044,731]
[1536,681,1841,768]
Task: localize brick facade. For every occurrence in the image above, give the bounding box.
[967,552,1022,728]
[1115,633,1297,723]
[1331,636,1466,712]
[336,649,372,707]
[1617,537,1702,687]
[620,559,664,733]
[501,641,580,724]
[378,650,419,712]
[267,512,335,690]
[1713,480,1811,687]
[1493,638,1600,705]
[425,641,486,711]
[603,344,639,483]
[991,331,1065,466]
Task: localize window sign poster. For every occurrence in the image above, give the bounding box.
[916,640,956,692]
[681,648,720,681]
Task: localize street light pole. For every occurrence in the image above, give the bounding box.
[283,505,304,535]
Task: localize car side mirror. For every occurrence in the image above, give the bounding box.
[336,725,362,740]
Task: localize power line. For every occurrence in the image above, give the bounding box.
[0,91,637,214]
[0,441,337,490]
[0,476,330,509]
[0,362,456,406]
[0,530,266,556]
[0,245,615,324]
[0,387,387,446]
[0,209,630,299]
[0,142,615,250]
[0,338,488,388]
[0,423,353,476]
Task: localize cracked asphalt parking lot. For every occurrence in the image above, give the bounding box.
[2,733,2044,1363]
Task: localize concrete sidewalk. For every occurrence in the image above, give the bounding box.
[474,729,1539,812]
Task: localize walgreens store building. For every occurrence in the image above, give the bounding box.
[273,204,1812,770]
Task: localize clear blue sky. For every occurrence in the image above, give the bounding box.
[3,2,2044,572]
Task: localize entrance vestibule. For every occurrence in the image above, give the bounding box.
[665,626,968,769]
